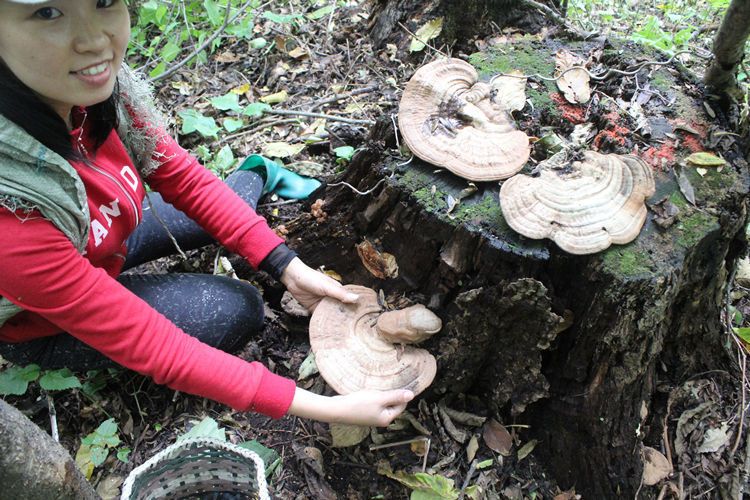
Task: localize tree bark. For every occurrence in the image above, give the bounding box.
[703,0,750,95]
[367,0,560,50]
[0,399,100,500]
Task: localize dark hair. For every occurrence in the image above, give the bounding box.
[0,62,119,160]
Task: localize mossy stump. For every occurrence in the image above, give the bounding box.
[284,39,750,497]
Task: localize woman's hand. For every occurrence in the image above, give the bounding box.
[279,257,359,312]
[288,387,414,427]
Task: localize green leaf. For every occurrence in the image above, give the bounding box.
[149,61,166,79]
[242,102,271,117]
[204,0,222,26]
[90,446,109,467]
[307,5,334,20]
[213,145,236,171]
[0,364,40,395]
[179,110,220,138]
[117,448,131,463]
[238,439,280,470]
[333,145,355,161]
[734,327,750,343]
[96,418,118,437]
[159,41,181,63]
[178,416,226,442]
[223,118,244,133]
[209,92,241,112]
[262,11,303,25]
[39,368,81,391]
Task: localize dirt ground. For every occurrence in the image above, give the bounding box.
[3,1,750,498]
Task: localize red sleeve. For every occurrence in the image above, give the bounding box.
[0,211,295,418]
[145,135,283,268]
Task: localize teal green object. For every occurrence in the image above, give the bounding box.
[238,155,321,199]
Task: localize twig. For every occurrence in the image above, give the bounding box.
[328,178,386,196]
[489,50,712,85]
[458,459,479,499]
[519,0,569,27]
[45,391,59,442]
[264,108,375,126]
[295,86,378,111]
[149,0,255,83]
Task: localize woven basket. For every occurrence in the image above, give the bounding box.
[120,437,269,500]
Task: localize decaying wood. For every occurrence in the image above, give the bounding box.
[284,40,750,494]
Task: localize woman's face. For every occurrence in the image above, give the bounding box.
[0,0,130,126]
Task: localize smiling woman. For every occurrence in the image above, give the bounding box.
[0,0,415,436]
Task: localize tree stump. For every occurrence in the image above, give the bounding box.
[367,0,559,49]
[283,38,750,497]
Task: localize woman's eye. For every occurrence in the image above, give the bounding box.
[97,0,117,7]
[33,7,63,19]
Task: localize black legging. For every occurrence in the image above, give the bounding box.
[0,170,266,370]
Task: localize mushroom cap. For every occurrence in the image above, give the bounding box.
[499,151,656,254]
[398,57,530,181]
[309,285,438,396]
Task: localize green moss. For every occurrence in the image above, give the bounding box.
[674,211,718,248]
[469,43,558,110]
[601,244,654,277]
[650,70,672,93]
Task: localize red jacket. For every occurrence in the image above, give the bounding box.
[0,116,296,418]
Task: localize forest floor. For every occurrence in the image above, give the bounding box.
[2,0,750,499]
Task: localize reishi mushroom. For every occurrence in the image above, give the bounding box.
[499,151,656,254]
[398,57,530,181]
[309,285,440,395]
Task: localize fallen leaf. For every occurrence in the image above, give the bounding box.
[676,169,696,205]
[410,18,443,52]
[261,141,304,158]
[686,152,726,167]
[260,89,289,104]
[555,50,590,104]
[517,439,536,461]
[356,239,399,279]
[491,70,527,112]
[642,446,672,485]
[482,418,512,456]
[330,423,371,447]
[466,435,479,462]
[697,423,730,453]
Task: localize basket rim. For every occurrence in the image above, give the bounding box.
[120,436,270,500]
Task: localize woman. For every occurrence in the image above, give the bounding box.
[0,0,413,425]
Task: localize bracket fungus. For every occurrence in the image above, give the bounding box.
[499,151,656,254]
[309,285,440,396]
[398,57,530,181]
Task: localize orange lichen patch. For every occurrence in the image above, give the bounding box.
[593,111,631,150]
[550,92,586,124]
[641,139,676,169]
[670,120,707,153]
[680,133,705,153]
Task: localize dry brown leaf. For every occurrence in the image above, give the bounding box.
[555,50,590,104]
[356,239,399,279]
[642,446,672,485]
[482,418,512,456]
[491,70,527,112]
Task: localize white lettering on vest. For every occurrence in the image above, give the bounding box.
[99,199,121,227]
[120,165,139,191]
